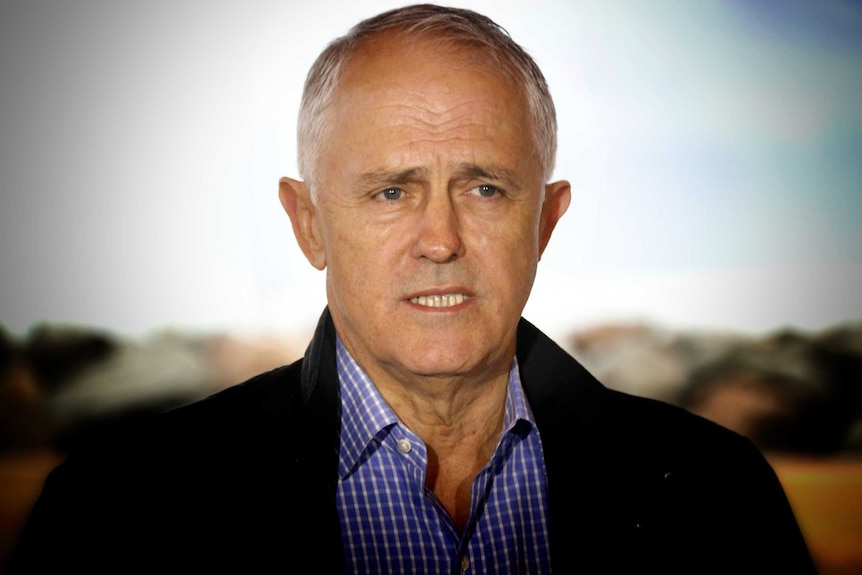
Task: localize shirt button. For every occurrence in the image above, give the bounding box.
[397,439,412,453]
[460,554,470,573]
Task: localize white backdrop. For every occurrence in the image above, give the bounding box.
[2,0,861,341]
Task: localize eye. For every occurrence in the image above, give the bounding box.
[471,184,500,198]
[375,187,404,201]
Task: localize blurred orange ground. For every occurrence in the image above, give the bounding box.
[1,451,860,574]
[0,450,61,573]
[769,454,862,575]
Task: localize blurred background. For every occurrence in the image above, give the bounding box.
[1,1,861,573]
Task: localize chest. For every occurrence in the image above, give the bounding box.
[335,425,552,574]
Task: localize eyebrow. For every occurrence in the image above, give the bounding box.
[451,163,520,185]
[357,163,519,187]
[358,167,428,188]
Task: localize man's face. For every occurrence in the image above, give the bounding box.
[284,35,569,386]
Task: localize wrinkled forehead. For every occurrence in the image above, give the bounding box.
[341,30,524,98]
[330,33,533,140]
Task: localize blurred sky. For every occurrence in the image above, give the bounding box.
[1,0,861,342]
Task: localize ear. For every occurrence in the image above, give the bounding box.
[278,177,326,270]
[538,180,571,260]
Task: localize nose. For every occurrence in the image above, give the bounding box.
[413,192,464,263]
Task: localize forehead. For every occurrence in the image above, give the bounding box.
[344,31,518,92]
[335,33,527,114]
[320,34,536,164]
[345,31,513,80]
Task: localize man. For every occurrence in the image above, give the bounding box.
[10,4,815,573]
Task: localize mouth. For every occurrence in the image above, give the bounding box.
[409,293,470,308]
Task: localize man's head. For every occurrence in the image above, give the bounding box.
[279,4,570,388]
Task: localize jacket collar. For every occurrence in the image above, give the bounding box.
[515,315,607,431]
[297,307,607,431]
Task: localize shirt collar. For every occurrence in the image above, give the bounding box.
[336,336,537,478]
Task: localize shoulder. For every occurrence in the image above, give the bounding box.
[7,356,337,571]
[521,321,781,492]
[117,359,302,444]
[47,358,306,488]
[545,387,815,573]
[540,374,765,477]
[36,358,309,521]
[517,316,756,463]
[596,387,752,454]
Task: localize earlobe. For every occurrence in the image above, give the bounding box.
[538,180,571,259]
[278,177,326,270]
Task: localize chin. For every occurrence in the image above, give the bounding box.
[396,345,489,377]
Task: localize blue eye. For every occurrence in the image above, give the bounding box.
[378,187,403,201]
[473,184,499,198]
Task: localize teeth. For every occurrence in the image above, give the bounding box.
[410,293,467,308]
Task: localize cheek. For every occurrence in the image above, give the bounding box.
[473,211,540,261]
[502,218,542,279]
[323,214,406,289]
[472,224,539,298]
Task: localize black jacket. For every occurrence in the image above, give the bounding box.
[9,308,815,573]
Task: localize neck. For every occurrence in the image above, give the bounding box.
[373,365,511,531]
[368,356,510,438]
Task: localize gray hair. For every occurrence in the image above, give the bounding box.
[297,4,558,190]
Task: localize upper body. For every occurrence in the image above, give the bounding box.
[9,308,815,573]
[9,4,816,574]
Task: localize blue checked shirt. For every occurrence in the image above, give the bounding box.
[335,337,552,574]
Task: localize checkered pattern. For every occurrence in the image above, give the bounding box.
[335,337,552,574]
